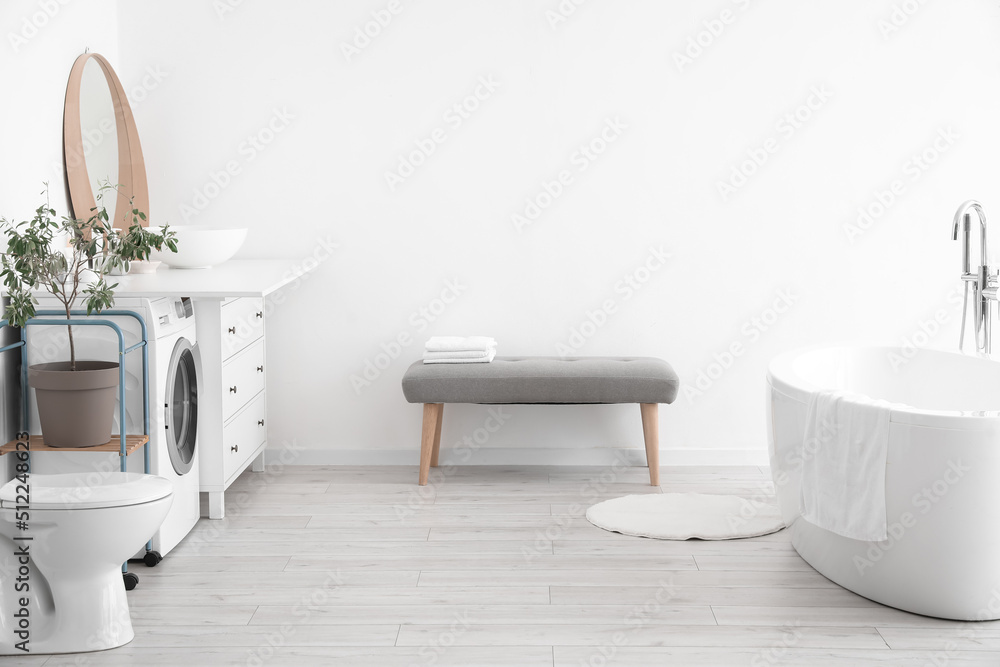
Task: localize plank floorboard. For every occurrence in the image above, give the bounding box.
[39,464,991,666]
[397,623,888,649]
[554,646,1000,666]
[417,569,836,588]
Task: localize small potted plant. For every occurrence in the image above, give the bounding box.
[0,183,177,447]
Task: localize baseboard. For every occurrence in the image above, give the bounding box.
[266,447,770,467]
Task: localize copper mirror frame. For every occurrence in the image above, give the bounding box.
[63,53,149,229]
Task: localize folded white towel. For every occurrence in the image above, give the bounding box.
[423,349,496,364]
[423,349,495,361]
[799,390,894,542]
[425,336,497,353]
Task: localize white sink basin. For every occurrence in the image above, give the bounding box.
[151,226,248,269]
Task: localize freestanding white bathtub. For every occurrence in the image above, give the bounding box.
[767,345,1000,621]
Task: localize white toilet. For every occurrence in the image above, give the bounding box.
[0,472,172,655]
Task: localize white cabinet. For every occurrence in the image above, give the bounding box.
[101,261,320,520]
[196,297,268,519]
[222,340,266,421]
[223,393,267,482]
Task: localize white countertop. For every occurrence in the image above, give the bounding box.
[108,259,312,298]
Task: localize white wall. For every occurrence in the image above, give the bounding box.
[0,0,119,481]
[0,0,119,220]
[12,1,1000,466]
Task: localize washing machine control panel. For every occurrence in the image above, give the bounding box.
[176,297,193,319]
[150,297,195,338]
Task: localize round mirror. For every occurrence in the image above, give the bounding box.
[78,59,119,224]
[63,53,149,229]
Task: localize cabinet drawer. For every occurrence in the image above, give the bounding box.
[221,297,265,360]
[223,393,266,481]
[222,339,265,422]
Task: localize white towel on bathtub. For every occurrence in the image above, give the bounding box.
[799,390,894,542]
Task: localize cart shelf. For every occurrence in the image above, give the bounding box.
[0,309,156,588]
[0,434,149,456]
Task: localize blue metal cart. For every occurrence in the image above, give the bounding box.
[0,309,154,590]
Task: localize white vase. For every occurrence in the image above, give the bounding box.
[127,260,161,275]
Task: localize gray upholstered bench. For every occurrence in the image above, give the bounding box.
[401,356,679,486]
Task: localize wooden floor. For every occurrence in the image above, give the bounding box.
[24,464,1000,666]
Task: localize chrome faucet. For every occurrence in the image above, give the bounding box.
[952,200,998,354]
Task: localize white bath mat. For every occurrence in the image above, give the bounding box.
[586,493,785,540]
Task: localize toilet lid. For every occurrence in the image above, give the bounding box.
[0,472,173,510]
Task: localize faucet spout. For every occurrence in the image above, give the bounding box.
[952,200,994,355]
[953,200,988,271]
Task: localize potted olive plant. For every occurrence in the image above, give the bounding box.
[0,183,177,447]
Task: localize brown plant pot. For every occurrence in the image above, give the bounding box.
[28,361,120,447]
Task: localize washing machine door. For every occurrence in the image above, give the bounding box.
[164,337,198,476]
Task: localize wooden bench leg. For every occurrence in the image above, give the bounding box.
[640,403,660,486]
[430,403,444,468]
[419,403,443,486]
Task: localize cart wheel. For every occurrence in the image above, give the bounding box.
[123,572,139,591]
[143,551,163,567]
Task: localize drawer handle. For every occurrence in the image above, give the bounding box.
[231,444,239,453]
[230,386,238,394]
[256,311,263,319]
[257,365,264,373]
[228,326,236,334]
[258,419,265,426]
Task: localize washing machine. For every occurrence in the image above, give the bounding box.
[27,296,201,560]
